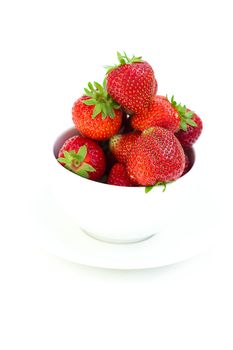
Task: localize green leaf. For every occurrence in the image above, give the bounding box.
[185,111,194,118]
[105,104,111,117]
[94,81,103,93]
[186,119,197,127]
[117,51,122,60]
[161,182,167,192]
[80,163,96,172]
[101,103,108,118]
[81,79,120,120]
[145,186,153,193]
[170,95,177,107]
[104,65,117,74]
[88,82,94,91]
[82,99,97,106]
[64,151,73,161]
[71,153,81,162]
[123,51,130,62]
[105,52,143,74]
[103,77,107,89]
[77,163,96,178]
[117,51,125,65]
[92,103,102,118]
[132,57,143,63]
[57,157,68,164]
[145,182,167,193]
[84,88,93,98]
[77,145,87,162]
[77,169,89,178]
[108,108,115,119]
[180,121,188,131]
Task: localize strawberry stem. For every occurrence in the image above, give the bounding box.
[145,182,168,193]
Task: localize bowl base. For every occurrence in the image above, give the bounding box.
[80,228,156,244]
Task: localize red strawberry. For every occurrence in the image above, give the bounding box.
[109,131,140,164]
[131,95,180,132]
[126,127,185,186]
[106,52,157,114]
[107,163,134,187]
[72,81,123,141]
[175,113,203,147]
[57,135,106,181]
[131,95,200,134]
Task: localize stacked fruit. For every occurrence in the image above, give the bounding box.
[57,52,203,192]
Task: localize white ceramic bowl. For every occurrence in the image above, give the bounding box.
[51,127,198,244]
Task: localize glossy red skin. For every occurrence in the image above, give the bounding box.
[175,114,203,147]
[107,62,157,114]
[127,127,185,186]
[109,131,140,164]
[131,95,180,133]
[107,163,134,187]
[72,96,123,141]
[58,135,106,180]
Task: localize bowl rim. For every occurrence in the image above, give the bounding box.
[52,126,196,192]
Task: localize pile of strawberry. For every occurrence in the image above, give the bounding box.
[57,52,203,192]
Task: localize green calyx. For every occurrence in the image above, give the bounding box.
[82,79,120,119]
[105,51,143,74]
[145,182,167,194]
[57,145,96,179]
[168,95,197,131]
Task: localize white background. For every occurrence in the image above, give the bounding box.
[1,0,233,349]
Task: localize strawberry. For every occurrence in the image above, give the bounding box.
[57,135,106,181]
[131,95,199,134]
[126,126,185,186]
[106,52,157,114]
[109,131,140,164]
[175,113,203,147]
[107,163,134,187]
[131,95,180,132]
[72,80,123,141]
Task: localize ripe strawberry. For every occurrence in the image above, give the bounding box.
[131,95,180,132]
[107,163,134,187]
[57,135,106,181]
[106,52,157,114]
[131,95,199,134]
[175,113,203,147]
[126,127,185,186]
[109,131,140,164]
[72,80,123,141]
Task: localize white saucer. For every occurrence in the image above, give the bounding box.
[31,187,210,270]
